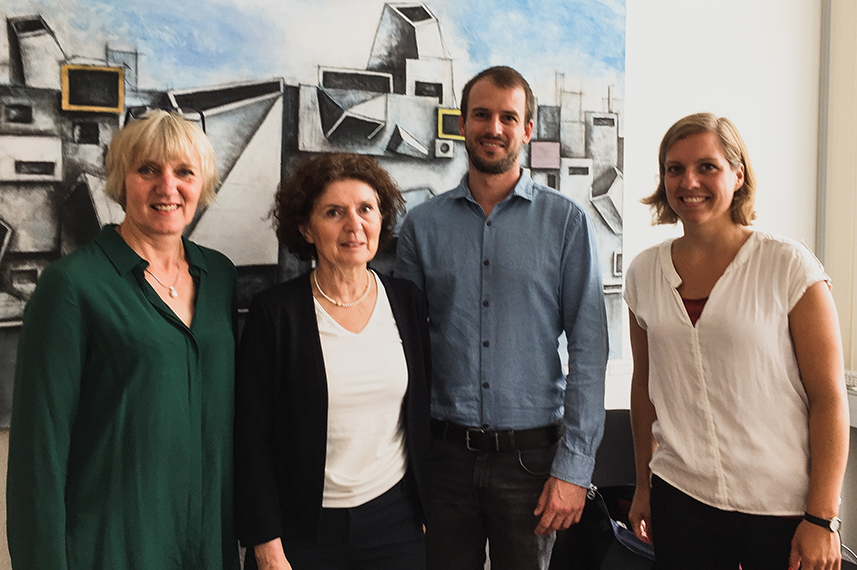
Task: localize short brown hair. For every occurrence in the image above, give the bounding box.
[643,112,756,226]
[105,110,219,209]
[460,66,535,125]
[273,153,405,260]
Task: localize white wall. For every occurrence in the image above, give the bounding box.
[606,0,823,408]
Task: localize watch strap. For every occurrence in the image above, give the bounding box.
[803,512,841,532]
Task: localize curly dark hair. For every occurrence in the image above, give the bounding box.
[273,153,405,260]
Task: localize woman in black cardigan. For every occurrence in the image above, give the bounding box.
[235,154,431,570]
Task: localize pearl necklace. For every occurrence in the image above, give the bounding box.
[313,268,372,308]
[146,266,180,298]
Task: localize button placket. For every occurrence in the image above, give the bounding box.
[479,214,495,428]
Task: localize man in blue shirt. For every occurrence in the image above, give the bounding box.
[396,66,608,570]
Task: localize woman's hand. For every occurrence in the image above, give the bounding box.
[629,486,653,545]
[788,520,840,570]
[254,538,292,570]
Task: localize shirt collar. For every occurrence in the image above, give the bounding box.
[94,224,208,276]
[453,168,537,204]
[658,239,683,289]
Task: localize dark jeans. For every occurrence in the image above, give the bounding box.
[246,477,425,570]
[426,437,557,570]
[650,475,801,570]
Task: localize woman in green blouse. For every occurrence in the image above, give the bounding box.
[6,110,240,569]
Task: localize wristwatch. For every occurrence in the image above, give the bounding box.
[803,512,842,532]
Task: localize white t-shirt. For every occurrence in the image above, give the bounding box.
[314,274,409,508]
[624,231,828,515]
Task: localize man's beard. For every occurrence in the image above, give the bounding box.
[465,136,519,174]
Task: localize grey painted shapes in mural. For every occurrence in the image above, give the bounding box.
[190,95,284,266]
[592,166,623,235]
[317,87,386,142]
[367,4,447,96]
[300,84,439,157]
[7,15,65,89]
[388,125,429,158]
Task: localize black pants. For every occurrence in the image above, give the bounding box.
[246,477,425,570]
[650,475,801,570]
[426,437,557,570]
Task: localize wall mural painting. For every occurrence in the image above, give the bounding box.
[0,0,626,426]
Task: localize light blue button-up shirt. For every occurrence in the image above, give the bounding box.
[395,170,608,486]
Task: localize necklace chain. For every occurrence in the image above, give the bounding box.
[313,268,372,308]
[145,265,180,298]
[117,223,183,299]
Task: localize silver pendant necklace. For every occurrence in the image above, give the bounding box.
[116,224,182,299]
[146,266,180,298]
[313,268,372,308]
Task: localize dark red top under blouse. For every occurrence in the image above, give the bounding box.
[682,297,707,325]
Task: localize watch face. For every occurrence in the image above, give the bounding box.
[831,517,842,532]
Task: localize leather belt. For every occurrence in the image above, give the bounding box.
[430,419,562,453]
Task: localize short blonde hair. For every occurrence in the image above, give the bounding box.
[643,112,756,226]
[105,110,219,209]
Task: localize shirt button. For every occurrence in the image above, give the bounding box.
[482,300,489,307]
[483,259,489,266]
[482,340,489,347]
[482,382,490,389]
[486,220,492,227]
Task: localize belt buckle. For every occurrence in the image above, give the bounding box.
[465,428,482,451]
[465,429,500,452]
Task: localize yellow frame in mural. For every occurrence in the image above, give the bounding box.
[437,108,465,141]
[61,64,125,113]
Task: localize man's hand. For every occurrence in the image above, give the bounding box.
[533,476,587,535]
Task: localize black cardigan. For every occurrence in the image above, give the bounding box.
[234,271,431,547]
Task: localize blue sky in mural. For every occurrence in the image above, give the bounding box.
[3,0,624,104]
[439,0,625,105]
[86,1,277,74]
[444,0,624,73]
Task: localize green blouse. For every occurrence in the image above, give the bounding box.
[7,225,240,570]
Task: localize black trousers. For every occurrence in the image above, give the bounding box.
[650,475,801,570]
[426,437,557,570]
[245,477,425,570]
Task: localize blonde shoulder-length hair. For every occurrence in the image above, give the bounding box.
[643,112,756,226]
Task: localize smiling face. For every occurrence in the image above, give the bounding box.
[300,178,382,271]
[663,132,745,228]
[460,78,534,175]
[122,153,203,238]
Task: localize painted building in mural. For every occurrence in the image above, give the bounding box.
[0,3,623,424]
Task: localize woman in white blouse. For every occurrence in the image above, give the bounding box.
[234,154,431,570]
[625,113,849,570]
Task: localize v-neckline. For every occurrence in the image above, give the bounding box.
[312,273,380,335]
[662,232,757,327]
